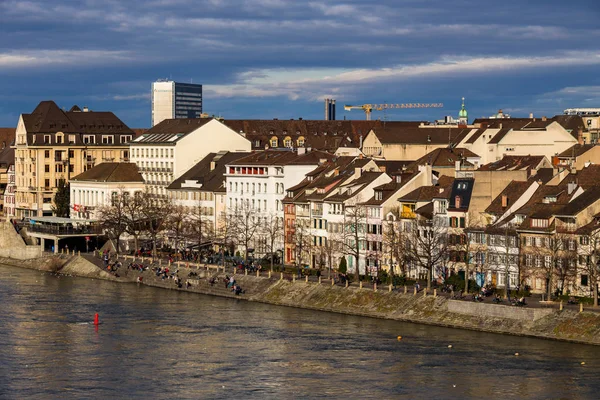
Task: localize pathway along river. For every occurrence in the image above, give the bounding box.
[0,264,599,399]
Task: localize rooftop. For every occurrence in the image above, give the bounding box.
[71,162,144,183]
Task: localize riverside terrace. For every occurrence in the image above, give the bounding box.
[18,217,102,253]
[95,252,598,315]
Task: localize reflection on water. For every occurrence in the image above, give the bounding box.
[0,264,599,399]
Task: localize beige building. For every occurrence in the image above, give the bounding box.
[14,101,135,218]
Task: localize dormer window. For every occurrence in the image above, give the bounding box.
[531,218,549,228]
[270,136,278,148]
[543,196,557,204]
[297,136,305,147]
[283,136,292,148]
[375,191,383,201]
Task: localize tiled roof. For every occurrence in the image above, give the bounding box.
[485,180,533,214]
[398,177,454,202]
[408,147,479,169]
[556,144,597,158]
[479,155,547,171]
[133,118,213,143]
[0,128,15,147]
[372,125,471,145]
[228,149,334,166]
[22,101,133,135]
[0,146,15,166]
[71,162,143,183]
[168,151,249,192]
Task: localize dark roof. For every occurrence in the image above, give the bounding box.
[22,101,133,135]
[556,144,597,158]
[168,151,249,192]
[561,165,600,189]
[398,176,455,203]
[448,178,474,211]
[0,128,15,147]
[134,118,213,143]
[71,163,143,183]
[371,125,471,145]
[485,181,533,214]
[551,115,586,138]
[0,146,15,167]
[228,149,334,166]
[530,168,556,184]
[556,187,600,216]
[479,155,547,171]
[409,147,479,170]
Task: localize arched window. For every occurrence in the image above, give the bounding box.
[283,136,292,148]
[270,136,278,148]
[297,136,305,147]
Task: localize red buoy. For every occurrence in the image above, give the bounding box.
[94,313,99,326]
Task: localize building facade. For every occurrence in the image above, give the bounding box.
[14,101,134,218]
[151,80,203,126]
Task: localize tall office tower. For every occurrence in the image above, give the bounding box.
[151,80,203,126]
[324,98,336,120]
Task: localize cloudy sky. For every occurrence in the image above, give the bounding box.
[1,0,599,128]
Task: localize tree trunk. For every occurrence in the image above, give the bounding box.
[547,276,553,301]
[270,252,274,272]
[426,268,431,290]
[354,255,360,282]
[464,262,469,295]
[594,282,598,308]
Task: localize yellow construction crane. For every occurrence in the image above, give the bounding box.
[343,103,444,120]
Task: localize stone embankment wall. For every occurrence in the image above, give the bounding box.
[1,244,599,345]
[0,222,42,259]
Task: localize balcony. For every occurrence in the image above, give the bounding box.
[311,208,323,216]
[400,211,416,219]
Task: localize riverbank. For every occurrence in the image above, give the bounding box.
[6,251,599,346]
[1,215,599,346]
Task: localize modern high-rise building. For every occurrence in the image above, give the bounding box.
[324,98,336,120]
[151,80,203,126]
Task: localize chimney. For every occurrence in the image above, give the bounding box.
[455,160,461,171]
[395,175,402,183]
[359,135,363,149]
[210,161,216,171]
[501,195,508,208]
[83,106,89,112]
[297,147,306,155]
[529,112,534,119]
[568,181,577,195]
[306,147,312,153]
[577,127,584,145]
[354,167,362,179]
[542,116,547,122]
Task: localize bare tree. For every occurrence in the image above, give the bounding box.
[187,199,214,253]
[140,191,172,257]
[292,218,313,268]
[554,233,578,296]
[342,203,367,282]
[261,212,284,271]
[96,189,129,254]
[323,223,343,278]
[167,204,188,252]
[230,201,260,261]
[488,225,520,299]
[215,211,236,267]
[404,216,449,290]
[579,227,600,307]
[124,191,145,254]
[382,213,402,278]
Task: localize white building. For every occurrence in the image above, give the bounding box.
[69,163,145,220]
[130,118,251,199]
[225,149,334,257]
[152,80,203,126]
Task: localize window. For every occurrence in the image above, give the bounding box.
[297,136,305,147]
[283,136,292,148]
[270,136,278,148]
[120,135,132,143]
[69,150,74,159]
[68,135,76,144]
[83,135,95,144]
[102,135,114,144]
[44,150,50,158]
[44,135,51,144]
[44,165,50,173]
[581,274,589,286]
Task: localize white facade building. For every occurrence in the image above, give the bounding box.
[131,118,251,199]
[69,163,145,220]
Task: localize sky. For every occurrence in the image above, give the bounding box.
[1,0,599,128]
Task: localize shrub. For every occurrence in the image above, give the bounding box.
[338,257,347,274]
[446,274,480,293]
[378,269,390,285]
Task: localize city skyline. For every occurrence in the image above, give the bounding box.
[1,0,599,127]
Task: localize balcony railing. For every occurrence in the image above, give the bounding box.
[311,208,323,216]
[27,224,103,236]
[400,211,416,219]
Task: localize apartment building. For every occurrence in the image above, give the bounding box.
[14,101,135,218]
[130,118,251,200]
[69,163,145,220]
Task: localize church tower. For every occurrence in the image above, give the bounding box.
[458,97,468,125]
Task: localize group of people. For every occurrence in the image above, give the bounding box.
[224,275,244,295]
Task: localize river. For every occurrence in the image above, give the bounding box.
[0,264,598,399]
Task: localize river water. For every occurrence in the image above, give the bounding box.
[0,264,599,399]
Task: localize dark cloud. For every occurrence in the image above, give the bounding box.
[0,0,599,127]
